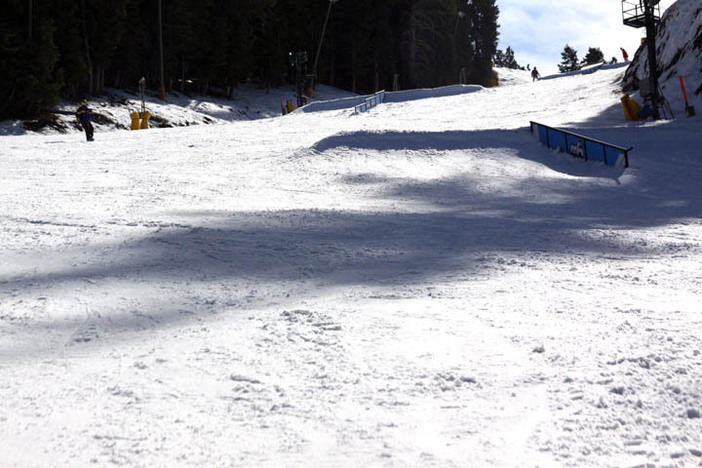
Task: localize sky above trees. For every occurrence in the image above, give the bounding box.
[497,0,676,74]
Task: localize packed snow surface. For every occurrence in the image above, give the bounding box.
[1,66,701,467]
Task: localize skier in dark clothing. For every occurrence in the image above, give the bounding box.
[531,67,540,81]
[76,100,95,141]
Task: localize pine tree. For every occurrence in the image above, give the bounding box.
[454,0,475,86]
[80,0,130,94]
[558,44,579,73]
[334,0,375,92]
[581,47,604,66]
[0,15,62,119]
[465,0,499,86]
[0,25,23,119]
[398,0,454,89]
[368,1,401,91]
[47,0,89,99]
[502,46,519,69]
[109,0,150,91]
[493,48,505,66]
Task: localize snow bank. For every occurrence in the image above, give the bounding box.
[540,62,629,81]
[384,84,483,103]
[0,84,358,136]
[301,84,483,114]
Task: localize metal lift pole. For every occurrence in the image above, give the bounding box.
[622,0,662,120]
[644,1,660,120]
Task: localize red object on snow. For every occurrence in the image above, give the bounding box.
[679,76,689,103]
[679,76,696,117]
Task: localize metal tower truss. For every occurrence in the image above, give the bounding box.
[622,0,664,119]
[622,0,660,29]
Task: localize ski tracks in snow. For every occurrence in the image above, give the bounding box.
[2,66,702,466]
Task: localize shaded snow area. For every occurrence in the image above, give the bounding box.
[1,65,701,467]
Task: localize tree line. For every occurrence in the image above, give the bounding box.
[559,45,611,73]
[0,0,499,119]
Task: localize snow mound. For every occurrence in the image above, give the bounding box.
[384,84,483,102]
[540,62,629,81]
[495,67,533,86]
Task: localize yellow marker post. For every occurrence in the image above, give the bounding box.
[130,111,141,130]
[621,94,644,121]
[139,111,151,129]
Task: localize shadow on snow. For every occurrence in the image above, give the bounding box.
[2,128,700,357]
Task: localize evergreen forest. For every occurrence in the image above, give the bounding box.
[0,0,500,119]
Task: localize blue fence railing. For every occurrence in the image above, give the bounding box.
[354,90,386,114]
[530,121,631,168]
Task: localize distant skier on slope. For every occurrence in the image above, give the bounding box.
[76,100,95,142]
[531,67,541,81]
[620,48,629,62]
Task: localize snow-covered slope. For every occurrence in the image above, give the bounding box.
[1,65,701,468]
[0,84,358,136]
[495,67,533,86]
[624,0,702,110]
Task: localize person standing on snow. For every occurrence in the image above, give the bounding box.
[620,48,629,62]
[76,100,95,141]
[531,67,540,81]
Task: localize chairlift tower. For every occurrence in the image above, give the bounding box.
[622,0,662,119]
[289,51,309,109]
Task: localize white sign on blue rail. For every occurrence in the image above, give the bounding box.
[530,121,632,168]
